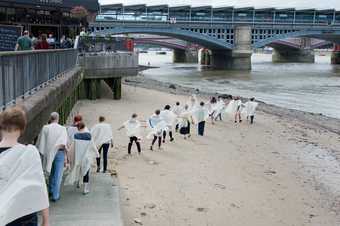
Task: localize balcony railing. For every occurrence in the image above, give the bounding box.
[0,49,78,110]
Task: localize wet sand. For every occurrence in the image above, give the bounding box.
[73,83,340,226]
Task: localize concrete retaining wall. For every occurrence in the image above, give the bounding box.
[17,67,83,143]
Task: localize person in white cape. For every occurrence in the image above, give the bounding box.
[172,102,184,132]
[147,110,167,150]
[64,122,99,195]
[188,94,199,111]
[214,96,226,121]
[118,113,143,155]
[0,107,49,226]
[36,112,68,202]
[178,104,193,139]
[67,114,83,146]
[160,105,177,143]
[192,102,209,136]
[243,97,259,124]
[91,116,113,173]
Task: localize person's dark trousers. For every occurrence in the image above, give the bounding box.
[198,121,205,136]
[152,135,162,148]
[250,115,255,124]
[96,143,110,172]
[163,131,173,142]
[216,113,222,121]
[128,136,141,154]
[83,170,90,183]
[175,124,179,132]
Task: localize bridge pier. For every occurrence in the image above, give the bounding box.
[104,78,122,100]
[173,49,198,63]
[272,48,315,63]
[211,26,252,70]
[331,45,340,64]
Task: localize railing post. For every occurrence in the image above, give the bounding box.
[1,56,6,110]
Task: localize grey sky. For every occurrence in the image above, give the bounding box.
[98,0,340,10]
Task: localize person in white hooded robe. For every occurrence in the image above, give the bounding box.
[243,97,259,124]
[91,116,113,173]
[0,107,49,226]
[36,112,68,202]
[160,105,177,143]
[64,122,99,195]
[148,110,167,150]
[192,102,209,136]
[172,102,184,132]
[118,113,143,155]
[178,104,193,139]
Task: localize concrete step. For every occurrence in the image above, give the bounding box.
[49,174,123,226]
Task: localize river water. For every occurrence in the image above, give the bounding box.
[139,51,340,119]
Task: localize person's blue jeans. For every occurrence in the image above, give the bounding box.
[49,149,65,201]
[198,121,205,136]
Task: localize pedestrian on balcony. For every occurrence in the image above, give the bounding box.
[35,34,50,50]
[0,107,49,226]
[15,30,33,51]
[36,112,68,202]
[91,116,113,173]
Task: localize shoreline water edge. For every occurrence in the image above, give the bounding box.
[126,71,340,135]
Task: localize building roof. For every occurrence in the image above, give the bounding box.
[2,0,99,12]
[99,4,336,15]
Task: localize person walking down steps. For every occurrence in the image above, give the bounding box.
[91,116,113,173]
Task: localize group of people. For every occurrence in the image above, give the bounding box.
[0,108,113,226]
[0,94,258,226]
[117,94,259,154]
[15,30,73,51]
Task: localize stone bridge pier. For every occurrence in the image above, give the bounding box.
[210,26,252,70]
[331,44,340,64]
[173,49,199,63]
[272,38,315,63]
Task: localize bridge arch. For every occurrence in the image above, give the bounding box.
[253,30,340,48]
[134,39,188,50]
[90,26,234,50]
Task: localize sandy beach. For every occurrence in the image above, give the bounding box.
[73,82,340,226]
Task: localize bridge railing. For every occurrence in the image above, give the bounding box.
[0,49,78,110]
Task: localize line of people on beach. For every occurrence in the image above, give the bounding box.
[118,94,259,154]
[0,94,258,226]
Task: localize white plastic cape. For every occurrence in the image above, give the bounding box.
[147,114,168,139]
[91,122,113,147]
[64,136,99,186]
[178,111,192,128]
[160,110,177,128]
[123,119,142,138]
[214,100,226,117]
[36,123,68,174]
[192,106,209,124]
[243,101,259,117]
[172,105,184,116]
[67,126,90,146]
[188,94,199,111]
[0,144,49,225]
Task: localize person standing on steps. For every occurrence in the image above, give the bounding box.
[36,112,68,202]
[91,116,113,173]
[65,122,98,195]
[118,113,143,155]
[0,107,49,226]
[160,105,177,143]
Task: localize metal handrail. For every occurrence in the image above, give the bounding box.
[0,49,78,110]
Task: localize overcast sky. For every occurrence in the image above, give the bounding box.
[98,0,340,10]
